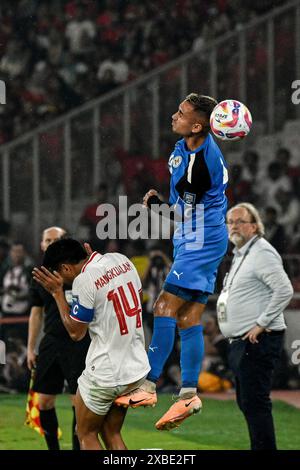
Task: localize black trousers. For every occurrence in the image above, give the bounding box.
[228,332,284,450]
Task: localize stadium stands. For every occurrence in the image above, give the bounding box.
[0,0,286,143]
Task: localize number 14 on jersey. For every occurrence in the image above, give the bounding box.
[107,282,142,335]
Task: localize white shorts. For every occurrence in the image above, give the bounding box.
[77,372,146,416]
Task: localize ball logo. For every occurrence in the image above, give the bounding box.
[215,113,228,122]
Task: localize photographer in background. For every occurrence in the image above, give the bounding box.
[142,246,172,315]
[143,246,172,349]
[127,241,171,349]
[144,247,172,314]
[0,241,32,343]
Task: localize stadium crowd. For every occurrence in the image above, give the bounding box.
[0,0,285,144]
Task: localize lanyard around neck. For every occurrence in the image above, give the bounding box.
[223,236,260,291]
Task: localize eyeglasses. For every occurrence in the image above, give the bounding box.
[226,219,255,226]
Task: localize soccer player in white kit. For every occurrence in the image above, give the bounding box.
[33,238,150,450]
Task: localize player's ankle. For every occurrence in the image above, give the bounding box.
[179,387,197,398]
[143,379,157,393]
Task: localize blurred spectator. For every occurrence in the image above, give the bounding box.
[198,314,233,393]
[79,182,109,252]
[202,315,229,370]
[98,68,118,95]
[242,150,263,188]
[263,206,287,254]
[275,147,300,196]
[0,240,10,286]
[274,189,300,240]
[275,148,293,177]
[0,337,29,392]
[143,247,171,316]
[226,164,253,206]
[0,39,29,78]
[126,240,150,286]
[260,161,292,208]
[65,4,96,56]
[105,239,121,253]
[97,47,129,84]
[0,242,33,343]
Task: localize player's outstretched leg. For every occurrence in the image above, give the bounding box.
[115,308,177,409]
[156,306,205,430]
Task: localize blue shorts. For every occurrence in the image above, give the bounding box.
[167,223,228,293]
[164,281,209,304]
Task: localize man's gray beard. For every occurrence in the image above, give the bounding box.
[229,233,246,248]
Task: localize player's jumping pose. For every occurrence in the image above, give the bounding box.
[116,94,228,431]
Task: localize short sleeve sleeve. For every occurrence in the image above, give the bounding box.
[70,272,96,323]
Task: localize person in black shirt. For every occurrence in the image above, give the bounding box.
[27,226,90,450]
[263,206,287,254]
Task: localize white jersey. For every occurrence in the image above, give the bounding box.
[70,252,150,387]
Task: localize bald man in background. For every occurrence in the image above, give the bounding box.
[27,227,90,450]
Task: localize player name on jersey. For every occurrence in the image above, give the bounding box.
[94,261,133,290]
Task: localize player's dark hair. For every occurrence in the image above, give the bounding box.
[185,93,218,136]
[42,238,87,271]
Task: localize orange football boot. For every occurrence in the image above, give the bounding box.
[155,393,202,431]
[115,380,157,408]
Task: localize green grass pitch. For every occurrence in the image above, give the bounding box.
[0,393,299,450]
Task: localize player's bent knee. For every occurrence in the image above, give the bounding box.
[153,297,175,318]
[176,302,206,328]
[38,394,56,410]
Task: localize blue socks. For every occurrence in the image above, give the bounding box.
[147,317,176,383]
[179,325,204,388]
[147,318,204,388]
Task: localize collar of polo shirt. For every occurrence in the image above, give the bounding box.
[233,235,258,257]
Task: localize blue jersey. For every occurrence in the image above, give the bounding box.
[168,133,228,229]
[165,133,228,293]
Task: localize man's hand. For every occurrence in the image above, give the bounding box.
[143,189,160,208]
[243,325,265,344]
[32,267,64,296]
[27,349,37,370]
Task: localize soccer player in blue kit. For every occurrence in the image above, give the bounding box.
[116,93,229,431]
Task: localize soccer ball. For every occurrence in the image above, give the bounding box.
[210,99,252,141]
